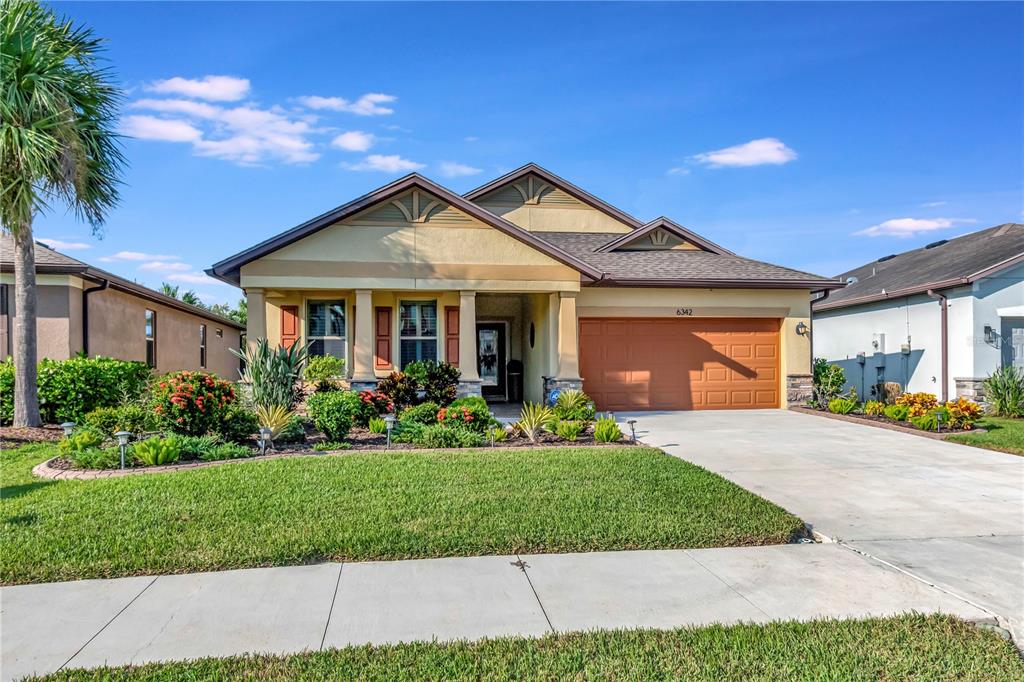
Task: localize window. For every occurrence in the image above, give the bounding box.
[145,310,156,368]
[199,324,207,368]
[307,300,346,359]
[399,301,437,368]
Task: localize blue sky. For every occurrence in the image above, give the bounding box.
[36,1,1024,305]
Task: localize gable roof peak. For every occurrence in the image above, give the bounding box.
[595,216,735,255]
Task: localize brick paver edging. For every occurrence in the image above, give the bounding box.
[789,406,986,441]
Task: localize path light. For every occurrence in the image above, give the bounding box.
[384,414,396,449]
[258,427,272,456]
[60,422,75,437]
[114,431,131,470]
[627,419,638,443]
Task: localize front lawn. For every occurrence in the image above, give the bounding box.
[1,443,804,585]
[26,615,1023,681]
[947,417,1024,456]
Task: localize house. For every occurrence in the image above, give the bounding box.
[0,235,243,377]
[812,223,1024,403]
[208,164,842,410]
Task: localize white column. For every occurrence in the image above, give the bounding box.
[459,291,480,381]
[351,289,375,381]
[245,288,266,351]
[556,292,581,380]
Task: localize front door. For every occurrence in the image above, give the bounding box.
[1003,318,1024,370]
[477,323,506,400]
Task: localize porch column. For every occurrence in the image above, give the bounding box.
[555,291,581,381]
[458,291,480,381]
[351,289,375,383]
[245,288,266,351]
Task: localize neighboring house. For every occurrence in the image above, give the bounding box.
[208,164,841,410]
[812,223,1024,403]
[0,235,243,377]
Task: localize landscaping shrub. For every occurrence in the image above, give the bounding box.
[0,356,151,425]
[594,417,623,443]
[399,401,441,427]
[489,426,509,442]
[152,371,236,436]
[440,396,494,432]
[275,414,307,444]
[910,411,941,432]
[405,360,460,405]
[811,358,846,409]
[412,423,486,448]
[355,390,393,426]
[233,338,310,410]
[883,404,910,422]
[83,404,160,436]
[552,389,596,423]
[306,390,360,441]
[69,446,124,470]
[517,402,553,443]
[312,441,352,451]
[199,442,252,461]
[945,397,982,430]
[216,405,259,443]
[555,419,586,441]
[864,400,886,416]
[895,392,939,418]
[303,355,346,391]
[377,371,419,409]
[368,416,387,434]
[59,429,104,458]
[176,435,219,460]
[983,365,1024,417]
[827,397,858,415]
[134,436,182,466]
[256,404,294,440]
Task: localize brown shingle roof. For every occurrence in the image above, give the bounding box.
[814,223,1024,311]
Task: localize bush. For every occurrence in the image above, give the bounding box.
[255,404,294,440]
[233,338,310,410]
[275,414,307,444]
[945,397,982,430]
[368,417,387,434]
[59,429,105,458]
[910,410,942,432]
[594,417,623,443]
[313,441,351,452]
[552,390,596,423]
[216,405,259,443]
[883,404,910,422]
[134,436,182,466]
[152,371,236,436]
[439,396,494,432]
[812,359,846,409]
[377,371,419,410]
[412,424,485,448]
[355,390,394,426]
[0,356,151,425]
[555,420,586,441]
[199,442,253,461]
[83,405,160,436]
[303,355,346,391]
[176,435,219,460]
[864,400,886,416]
[306,390,360,441]
[399,401,441,427]
[983,366,1024,417]
[828,397,858,415]
[69,446,125,470]
[404,360,460,405]
[489,426,509,443]
[895,392,939,418]
[517,402,553,443]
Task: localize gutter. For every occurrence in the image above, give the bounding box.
[926,289,949,402]
[81,277,109,356]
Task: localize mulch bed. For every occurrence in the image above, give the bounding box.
[791,405,984,440]
[0,425,64,447]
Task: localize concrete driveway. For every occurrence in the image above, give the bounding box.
[628,409,1024,637]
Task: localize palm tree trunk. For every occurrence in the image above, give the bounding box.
[13,224,41,427]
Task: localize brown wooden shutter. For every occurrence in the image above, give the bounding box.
[375,307,392,369]
[445,306,460,366]
[280,305,299,349]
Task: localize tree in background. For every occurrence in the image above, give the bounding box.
[159,282,180,299]
[1,0,125,426]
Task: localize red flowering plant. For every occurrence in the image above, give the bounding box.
[355,390,394,426]
[437,405,475,428]
[151,371,237,436]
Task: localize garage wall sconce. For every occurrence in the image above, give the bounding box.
[795,322,809,336]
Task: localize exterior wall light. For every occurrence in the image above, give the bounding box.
[384,414,396,449]
[114,431,132,470]
[60,422,76,438]
[258,427,272,456]
[795,322,810,336]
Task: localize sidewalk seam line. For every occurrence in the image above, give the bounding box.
[58,575,159,672]
[516,554,555,634]
[320,563,344,651]
[684,550,772,620]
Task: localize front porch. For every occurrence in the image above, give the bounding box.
[245,288,583,404]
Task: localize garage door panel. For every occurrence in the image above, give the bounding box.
[579,317,780,411]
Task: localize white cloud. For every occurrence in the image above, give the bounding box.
[37,238,91,251]
[691,137,797,168]
[120,115,202,143]
[331,131,375,152]
[138,261,192,272]
[438,161,482,178]
[147,75,250,102]
[168,272,230,286]
[297,93,396,116]
[667,167,691,176]
[342,154,424,172]
[854,217,977,238]
[130,98,221,118]
[920,200,948,207]
[98,251,180,262]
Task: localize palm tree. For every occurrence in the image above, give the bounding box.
[180,290,201,307]
[1,0,125,426]
[159,282,180,299]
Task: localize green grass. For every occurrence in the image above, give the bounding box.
[0,444,804,585]
[947,416,1024,456]
[26,615,1024,681]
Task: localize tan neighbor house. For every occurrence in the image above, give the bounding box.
[0,235,243,377]
[208,164,842,410]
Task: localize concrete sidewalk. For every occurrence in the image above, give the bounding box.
[1,543,992,681]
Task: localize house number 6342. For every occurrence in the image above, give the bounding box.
[675,308,694,316]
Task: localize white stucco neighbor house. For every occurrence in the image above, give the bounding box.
[812,223,1024,403]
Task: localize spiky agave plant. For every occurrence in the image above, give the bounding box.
[516,402,553,443]
[983,366,1024,417]
[232,338,311,410]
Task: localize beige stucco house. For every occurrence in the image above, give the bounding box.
[1,235,243,377]
[209,164,841,410]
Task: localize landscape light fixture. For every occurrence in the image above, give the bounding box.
[114,431,132,470]
[60,422,75,437]
[627,419,638,443]
[258,427,272,456]
[384,414,396,449]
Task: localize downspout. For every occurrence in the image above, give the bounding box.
[81,278,109,356]
[926,289,948,402]
[809,288,832,367]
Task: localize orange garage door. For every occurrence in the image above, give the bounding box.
[579,318,781,411]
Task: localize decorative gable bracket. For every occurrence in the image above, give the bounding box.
[391,190,442,223]
[511,175,551,205]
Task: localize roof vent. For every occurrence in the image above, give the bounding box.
[845,276,859,284]
[877,254,897,262]
[924,239,948,249]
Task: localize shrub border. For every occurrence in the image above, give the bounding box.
[790,406,987,440]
